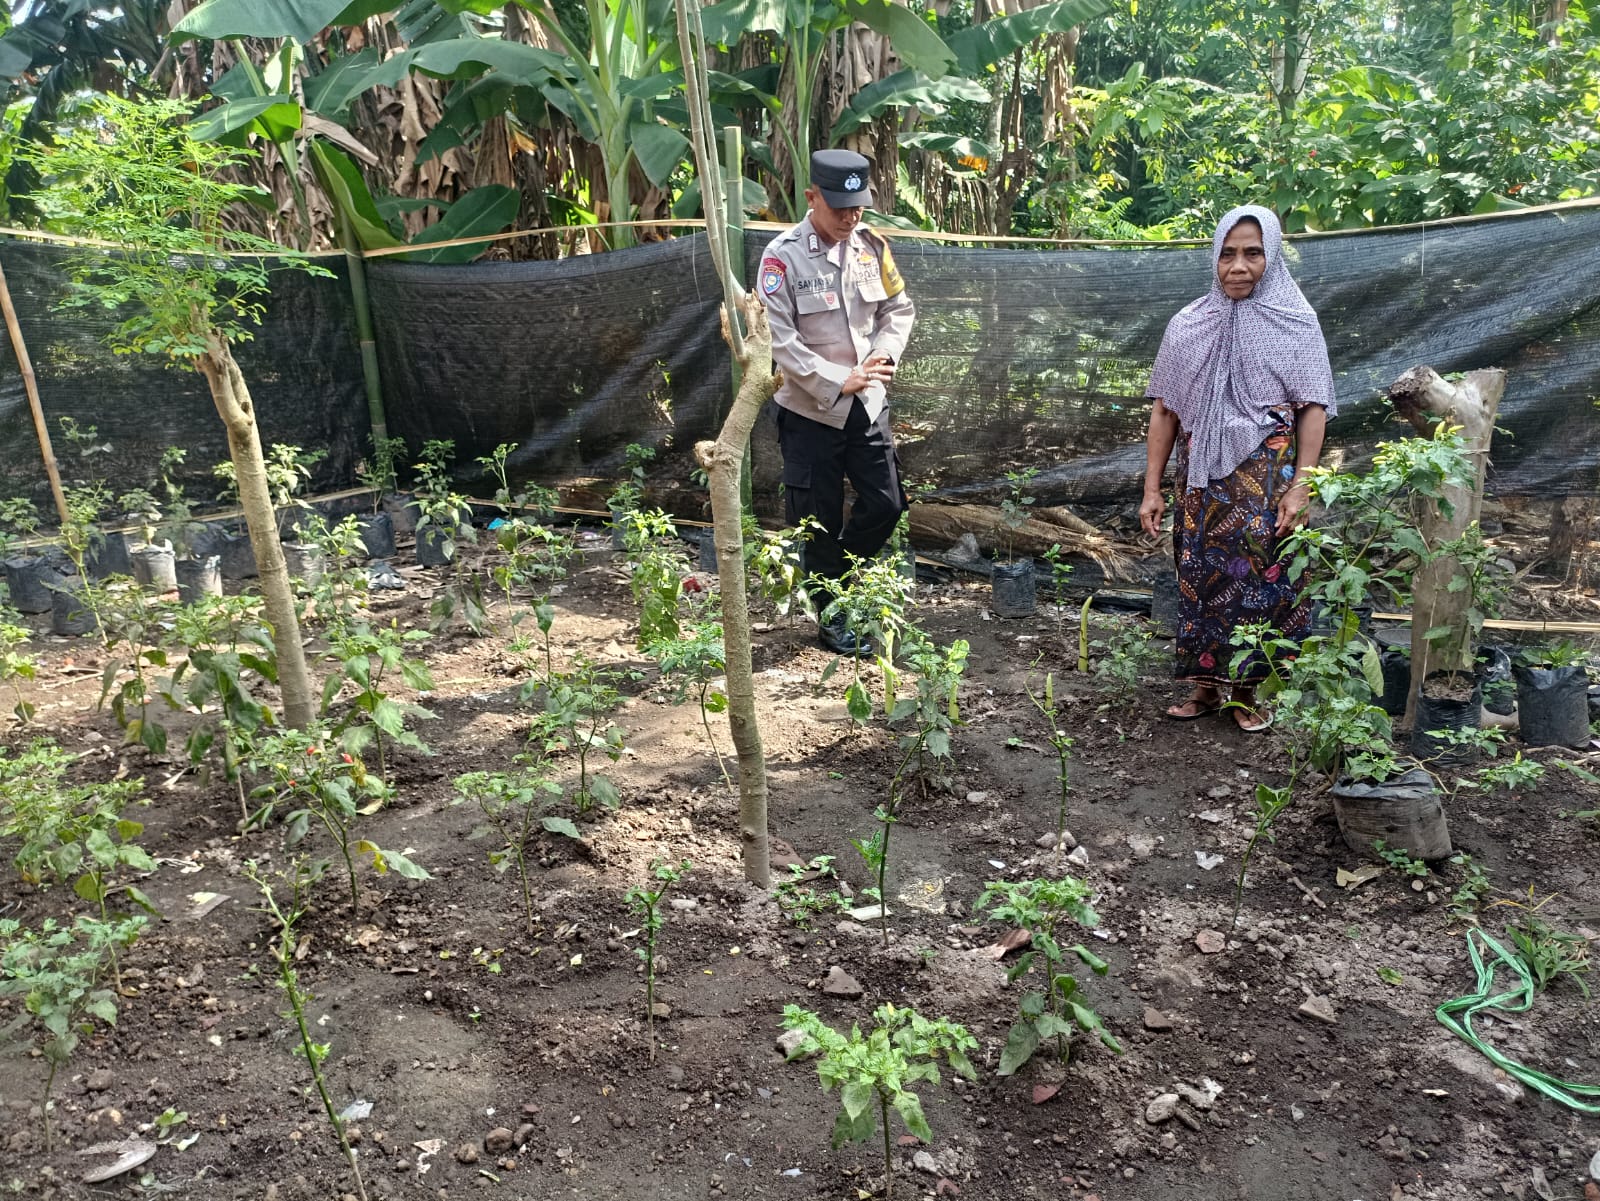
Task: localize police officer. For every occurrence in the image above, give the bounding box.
[760,148,915,655]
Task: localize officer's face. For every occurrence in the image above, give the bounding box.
[805,187,864,245]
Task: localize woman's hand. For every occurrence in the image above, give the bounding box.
[1274,479,1312,536]
[1139,488,1167,538]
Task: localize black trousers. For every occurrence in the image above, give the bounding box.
[776,398,906,591]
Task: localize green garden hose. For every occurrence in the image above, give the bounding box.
[1435,928,1600,1114]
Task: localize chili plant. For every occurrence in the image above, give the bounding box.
[96,582,173,754]
[1,608,36,724]
[747,519,820,625]
[0,914,146,1151]
[780,1003,976,1201]
[647,607,730,789]
[975,876,1121,1074]
[819,551,913,722]
[453,761,578,934]
[321,622,436,782]
[625,857,690,1065]
[246,859,369,1201]
[1233,781,1294,929]
[247,728,426,913]
[535,656,629,812]
[623,508,690,649]
[1025,672,1075,856]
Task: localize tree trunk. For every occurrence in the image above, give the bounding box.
[694,294,775,888]
[197,335,317,730]
[1386,366,1506,731]
[1547,494,1596,583]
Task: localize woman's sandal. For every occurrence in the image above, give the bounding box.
[1166,691,1224,721]
[1230,701,1274,733]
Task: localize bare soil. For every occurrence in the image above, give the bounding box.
[3,531,1599,1201]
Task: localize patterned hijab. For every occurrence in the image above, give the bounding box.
[1147,205,1335,490]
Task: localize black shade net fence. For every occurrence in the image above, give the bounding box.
[2,203,1597,530]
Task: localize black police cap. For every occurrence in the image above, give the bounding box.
[810,149,873,208]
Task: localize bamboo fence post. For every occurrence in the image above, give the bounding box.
[0,252,70,524]
[338,209,389,447]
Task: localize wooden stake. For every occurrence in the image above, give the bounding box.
[0,253,69,524]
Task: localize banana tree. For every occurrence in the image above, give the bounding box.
[702,0,957,219]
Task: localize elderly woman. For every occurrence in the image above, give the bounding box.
[1139,205,1335,732]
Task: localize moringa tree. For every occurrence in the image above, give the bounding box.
[26,94,320,727]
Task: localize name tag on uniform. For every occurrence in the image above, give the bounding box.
[794,277,831,295]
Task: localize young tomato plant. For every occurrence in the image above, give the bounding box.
[534,656,629,812]
[321,622,436,782]
[453,760,578,934]
[247,728,426,913]
[0,914,145,1150]
[976,876,1121,1075]
[95,584,173,755]
[780,1003,977,1201]
[647,606,730,789]
[625,857,690,1065]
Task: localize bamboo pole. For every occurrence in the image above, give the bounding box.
[723,124,755,515]
[0,253,70,524]
[338,209,389,448]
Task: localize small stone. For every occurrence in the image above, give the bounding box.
[1174,1081,1219,1111]
[776,1029,811,1060]
[1159,1132,1178,1151]
[1297,995,1337,1025]
[484,1127,515,1154]
[912,1151,940,1175]
[1195,930,1226,955]
[668,898,698,911]
[1036,830,1076,850]
[1066,845,1090,867]
[513,1123,535,1147]
[965,791,988,804]
[1590,1148,1600,1182]
[453,1143,479,1164]
[393,1160,411,1173]
[1144,1093,1181,1124]
[1142,1008,1174,1033]
[651,1002,671,1019]
[1291,1105,1305,1123]
[665,1065,685,1086]
[822,966,864,999]
[86,1068,114,1092]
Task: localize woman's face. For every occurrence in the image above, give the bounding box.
[1216,219,1266,300]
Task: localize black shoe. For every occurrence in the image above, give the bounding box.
[819,613,875,657]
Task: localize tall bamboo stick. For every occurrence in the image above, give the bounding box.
[0,253,70,525]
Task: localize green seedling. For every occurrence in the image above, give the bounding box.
[605,442,655,518]
[0,610,37,724]
[247,728,427,913]
[1233,782,1292,929]
[1025,671,1074,857]
[1448,852,1493,919]
[95,583,173,755]
[779,1003,976,1201]
[358,436,407,506]
[1374,838,1430,879]
[1465,751,1546,793]
[1090,613,1166,702]
[247,859,369,1201]
[623,509,690,649]
[976,876,1121,1074]
[532,656,628,812]
[647,608,730,789]
[0,914,145,1150]
[625,857,690,1064]
[453,761,577,933]
[299,513,371,633]
[1506,916,1591,997]
[747,519,821,624]
[322,622,436,782]
[774,856,844,930]
[998,467,1038,563]
[817,552,913,722]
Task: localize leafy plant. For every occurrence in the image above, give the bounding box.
[1232,781,1292,929]
[1090,613,1166,701]
[453,761,578,934]
[321,622,436,782]
[606,442,655,518]
[774,856,845,930]
[532,656,629,812]
[647,608,730,789]
[95,583,173,755]
[358,436,408,507]
[1506,916,1591,998]
[477,441,559,521]
[214,443,326,537]
[1374,838,1430,878]
[1516,640,1591,670]
[246,728,426,913]
[1448,852,1493,920]
[0,609,36,724]
[819,552,914,722]
[298,513,371,633]
[0,496,41,562]
[624,509,690,648]
[0,914,146,1150]
[779,1003,977,1201]
[1025,671,1075,856]
[1465,750,1546,793]
[625,857,690,1064]
[975,876,1121,1074]
[747,519,820,624]
[998,467,1039,563]
[247,859,369,1201]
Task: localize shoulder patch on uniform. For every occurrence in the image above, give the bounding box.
[760,257,786,295]
[879,242,904,298]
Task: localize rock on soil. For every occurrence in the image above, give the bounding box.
[484,1127,515,1154]
[1142,1007,1174,1032]
[1144,1094,1181,1124]
[823,966,864,998]
[1297,995,1338,1024]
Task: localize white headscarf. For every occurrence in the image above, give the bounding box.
[1147,205,1336,489]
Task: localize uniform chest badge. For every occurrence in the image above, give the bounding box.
[760,257,786,295]
[807,233,820,254]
